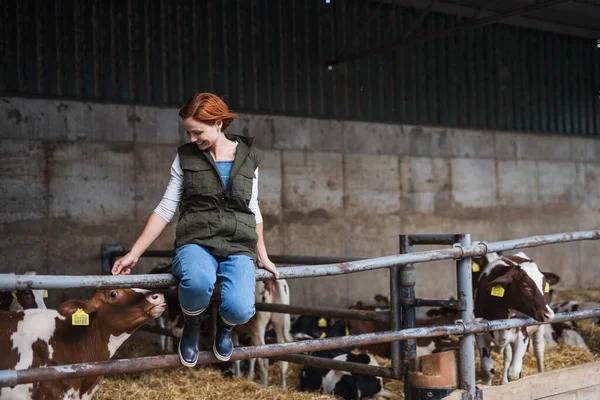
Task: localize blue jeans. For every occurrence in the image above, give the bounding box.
[172,244,256,325]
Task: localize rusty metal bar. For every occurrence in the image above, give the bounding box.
[138,324,176,338]
[400,235,416,399]
[389,260,402,380]
[272,354,395,378]
[2,309,599,388]
[324,0,571,66]
[411,298,462,309]
[6,230,600,290]
[456,234,476,400]
[100,245,365,275]
[255,302,390,323]
[406,234,458,245]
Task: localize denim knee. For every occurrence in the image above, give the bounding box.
[220,297,255,325]
[173,244,217,314]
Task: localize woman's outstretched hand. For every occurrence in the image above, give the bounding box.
[112,252,138,276]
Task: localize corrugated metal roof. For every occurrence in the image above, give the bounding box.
[1,0,598,136]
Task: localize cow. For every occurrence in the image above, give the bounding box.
[232,279,294,389]
[473,252,559,385]
[299,351,394,400]
[0,272,47,312]
[0,288,166,400]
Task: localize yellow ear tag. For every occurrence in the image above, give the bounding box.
[472,261,480,273]
[544,282,550,293]
[43,290,49,298]
[72,308,90,326]
[378,300,387,306]
[11,291,17,299]
[345,326,350,336]
[491,285,505,297]
[318,318,327,328]
[319,331,327,339]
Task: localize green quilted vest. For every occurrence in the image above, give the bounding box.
[174,135,261,260]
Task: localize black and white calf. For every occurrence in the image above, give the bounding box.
[300,351,394,400]
[543,321,589,351]
[551,301,600,325]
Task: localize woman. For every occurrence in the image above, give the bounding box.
[112,93,279,367]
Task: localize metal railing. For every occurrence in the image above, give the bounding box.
[1,230,599,400]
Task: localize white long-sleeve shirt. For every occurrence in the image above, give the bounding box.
[153,153,263,224]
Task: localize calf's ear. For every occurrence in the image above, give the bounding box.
[58,299,98,318]
[543,272,560,286]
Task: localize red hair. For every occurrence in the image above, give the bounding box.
[179,93,238,131]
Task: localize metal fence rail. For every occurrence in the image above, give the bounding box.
[2,230,599,290]
[1,310,599,388]
[2,229,600,400]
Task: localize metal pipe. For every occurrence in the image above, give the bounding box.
[412,299,462,309]
[3,310,599,388]
[389,257,401,380]
[272,354,395,378]
[255,303,390,323]
[406,234,459,245]
[399,235,416,399]
[138,325,176,338]
[6,230,600,290]
[324,0,571,66]
[456,234,476,400]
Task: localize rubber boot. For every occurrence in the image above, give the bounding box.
[213,316,234,362]
[178,312,202,367]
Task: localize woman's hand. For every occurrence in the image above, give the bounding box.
[112,252,138,276]
[257,258,279,279]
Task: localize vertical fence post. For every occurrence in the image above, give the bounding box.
[390,261,402,380]
[455,234,476,399]
[399,235,416,399]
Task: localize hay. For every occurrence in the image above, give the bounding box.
[98,337,403,399]
[552,288,600,303]
[474,343,598,385]
[577,320,600,355]
[95,367,336,400]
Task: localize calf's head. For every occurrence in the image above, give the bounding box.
[58,289,166,334]
[483,256,558,322]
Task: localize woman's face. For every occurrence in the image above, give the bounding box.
[182,118,222,151]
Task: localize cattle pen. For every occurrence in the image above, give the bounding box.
[2,230,600,400]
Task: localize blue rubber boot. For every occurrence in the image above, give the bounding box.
[213,316,234,362]
[178,313,202,367]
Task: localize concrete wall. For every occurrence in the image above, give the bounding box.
[2,96,599,308]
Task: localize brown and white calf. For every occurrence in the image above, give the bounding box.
[474,252,559,385]
[233,279,294,389]
[0,288,166,400]
[0,272,47,312]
